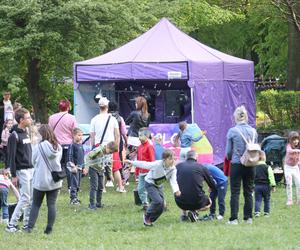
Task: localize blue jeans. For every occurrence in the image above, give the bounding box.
[0,187,9,219]
[210,181,228,216]
[255,184,271,214]
[145,182,164,223]
[70,172,80,200]
[138,174,148,205]
[89,167,104,206]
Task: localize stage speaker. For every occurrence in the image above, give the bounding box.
[165,90,181,117]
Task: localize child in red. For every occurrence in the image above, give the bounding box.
[112,152,126,192]
[135,128,155,210]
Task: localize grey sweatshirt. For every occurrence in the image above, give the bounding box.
[32,140,63,191]
[131,160,179,193]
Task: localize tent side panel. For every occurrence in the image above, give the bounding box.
[193,80,255,164]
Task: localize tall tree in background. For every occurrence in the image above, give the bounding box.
[272,0,300,90]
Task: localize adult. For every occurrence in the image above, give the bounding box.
[6,108,33,232]
[125,96,150,137]
[48,99,76,189]
[175,150,216,222]
[90,97,120,192]
[0,91,13,142]
[108,101,127,192]
[25,124,62,234]
[225,105,258,225]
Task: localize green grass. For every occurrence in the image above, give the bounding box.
[0,177,299,250]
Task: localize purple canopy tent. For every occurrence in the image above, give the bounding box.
[74,18,255,164]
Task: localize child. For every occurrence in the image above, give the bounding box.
[125,149,181,226]
[174,121,206,160]
[135,128,155,210]
[254,151,276,217]
[67,128,88,205]
[85,141,118,209]
[153,134,164,160]
[0,169,20,224]
[284,131,300,205]
[202,164,228,221]
[0,119,13,165]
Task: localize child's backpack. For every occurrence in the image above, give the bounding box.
[236,127,261,167]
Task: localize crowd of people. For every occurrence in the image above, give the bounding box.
[0,91,299,234]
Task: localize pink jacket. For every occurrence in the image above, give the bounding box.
[285,144,300,166]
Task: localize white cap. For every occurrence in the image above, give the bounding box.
[98,97,109,107]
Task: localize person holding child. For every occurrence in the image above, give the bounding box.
[24,124,63,234]
[284,131,300,206]
[85,141,118,210]
[0,169,20,225]
[254,151,276,217]
[125,149,181,226]
[67,128,88,205]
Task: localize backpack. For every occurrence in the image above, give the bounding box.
[236,127,261,167]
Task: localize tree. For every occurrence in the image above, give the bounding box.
[271,0,300,90]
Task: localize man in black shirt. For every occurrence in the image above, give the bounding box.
[175,150,216,222]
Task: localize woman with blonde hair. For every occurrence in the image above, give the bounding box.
[125,96,150,137]
[225,105,258,225]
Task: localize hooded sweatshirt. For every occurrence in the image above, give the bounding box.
[7,126,33,177]
[32,140,63,191]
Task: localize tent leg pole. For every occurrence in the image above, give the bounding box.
[191,87,194,123]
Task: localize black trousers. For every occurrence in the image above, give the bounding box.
[229,163,255,221]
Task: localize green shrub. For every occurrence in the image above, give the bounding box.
[256,89,300,129]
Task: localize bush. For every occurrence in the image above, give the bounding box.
[256,89,300,129]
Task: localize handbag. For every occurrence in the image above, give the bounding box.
[39,144,67,182]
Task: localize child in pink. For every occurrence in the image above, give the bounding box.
[0,169,20,224]
[0,119,13,166]
[284,131,300,205]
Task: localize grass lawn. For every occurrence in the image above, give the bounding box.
[0,176,299,250]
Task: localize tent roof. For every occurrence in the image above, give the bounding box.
[75,18,253,82]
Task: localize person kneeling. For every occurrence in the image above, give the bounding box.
[175,150,216,222]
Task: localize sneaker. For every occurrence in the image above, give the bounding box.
[22,225,32,233]
[227,219,238,225]
[216,215,224,220]
[44,227,52,234]
[88,204,97,210]
[102,188,107,193]
[125,182,130,186]
[70,199,81,205]
[187,210,198,222]
[6,224,19,233]
[180,214,189,222]
[116,187,127,193]
[254,212,260,217]
[264,212,270,217]
[106,181,114,187]
[143,214,153,227]
[286,200,293,206]
[244,218,253,224]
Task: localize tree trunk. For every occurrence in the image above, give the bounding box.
[26,58,48,123]
[287,3,300,90]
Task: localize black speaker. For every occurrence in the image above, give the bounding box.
[165,90,181,117]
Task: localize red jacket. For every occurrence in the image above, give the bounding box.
[135,140,155,177]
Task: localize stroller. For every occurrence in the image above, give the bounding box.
[261,135,287,184]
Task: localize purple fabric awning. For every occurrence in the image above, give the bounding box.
[74,18,255,164]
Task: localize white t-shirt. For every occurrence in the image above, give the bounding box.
[90,113,119,145]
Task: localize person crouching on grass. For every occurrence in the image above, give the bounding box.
[125,149,181,227]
